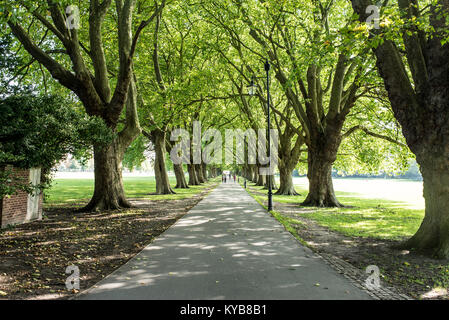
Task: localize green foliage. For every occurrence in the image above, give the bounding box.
[0,166,34,199]
[0,93,114,197]
[123,136,149,171]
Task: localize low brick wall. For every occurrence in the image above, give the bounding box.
[1,167,43,228]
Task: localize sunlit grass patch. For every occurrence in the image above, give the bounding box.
[45,176,219,206]
[246,183,424,240]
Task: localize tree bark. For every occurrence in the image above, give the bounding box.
[302,150,342,207]
[166,139,188,189]
[263,175,278,190]
[401,162,449,258]
[173,164,188,189]
[201,163,208,181]
[83,143,131,211]
[350,0,449,257]
[195,164,205,183]
[188,164,200,185]
[275,164,299,195]
[152,129,175,195]
[82,77,141,211]
[256,171,265,186]
[251,164,258,183]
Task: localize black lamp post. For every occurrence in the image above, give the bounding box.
[247,59,273,212]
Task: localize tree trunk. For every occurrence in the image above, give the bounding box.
[251,165,258,183]
[188,164,200,185]
[83,142,131,211]
[153,130,175,195]
[275,164,299,195]
[256,171,265,186]
[82,78,141,212]
[302,154,341,207]
[401,160,449,258]
[350,0,449,258]
[201,163,208,181]
[174,164,188,189]
[195,164,205,183]
[263,175,278,190]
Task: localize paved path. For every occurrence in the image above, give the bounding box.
[79,183,372,300]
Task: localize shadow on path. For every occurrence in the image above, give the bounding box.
[78,182,372,300]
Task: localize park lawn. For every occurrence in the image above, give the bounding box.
[244,182,449,299]
[246,183,424,241]
[45,177,216,206]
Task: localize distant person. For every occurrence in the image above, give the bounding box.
[233,174,236,182]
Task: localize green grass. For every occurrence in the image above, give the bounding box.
[45,176,218,206]
[246,183,424,241]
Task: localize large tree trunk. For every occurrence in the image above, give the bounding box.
[82,78,141,212]
[153,130,175,195]
[401,158,449,258]
[188,164,200,185]
[174,164,188,189]
[302,153,342,207]
[350,0,449,258]
[84,143,131,211]
[275,164,299,195]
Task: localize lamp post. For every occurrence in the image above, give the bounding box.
[247,59,273,212]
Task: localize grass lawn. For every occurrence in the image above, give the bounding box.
[243,182,449,299]
[245,183,424,240]
[45,177,218,206]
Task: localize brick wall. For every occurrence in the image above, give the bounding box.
[1,166,43,228]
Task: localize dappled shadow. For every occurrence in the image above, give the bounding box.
[0,184,217,300]
[79,183,371,300]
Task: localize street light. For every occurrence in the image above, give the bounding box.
[247,59,273,212]
[247,77,256,97]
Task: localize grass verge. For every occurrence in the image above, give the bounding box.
[242,180,449,300]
